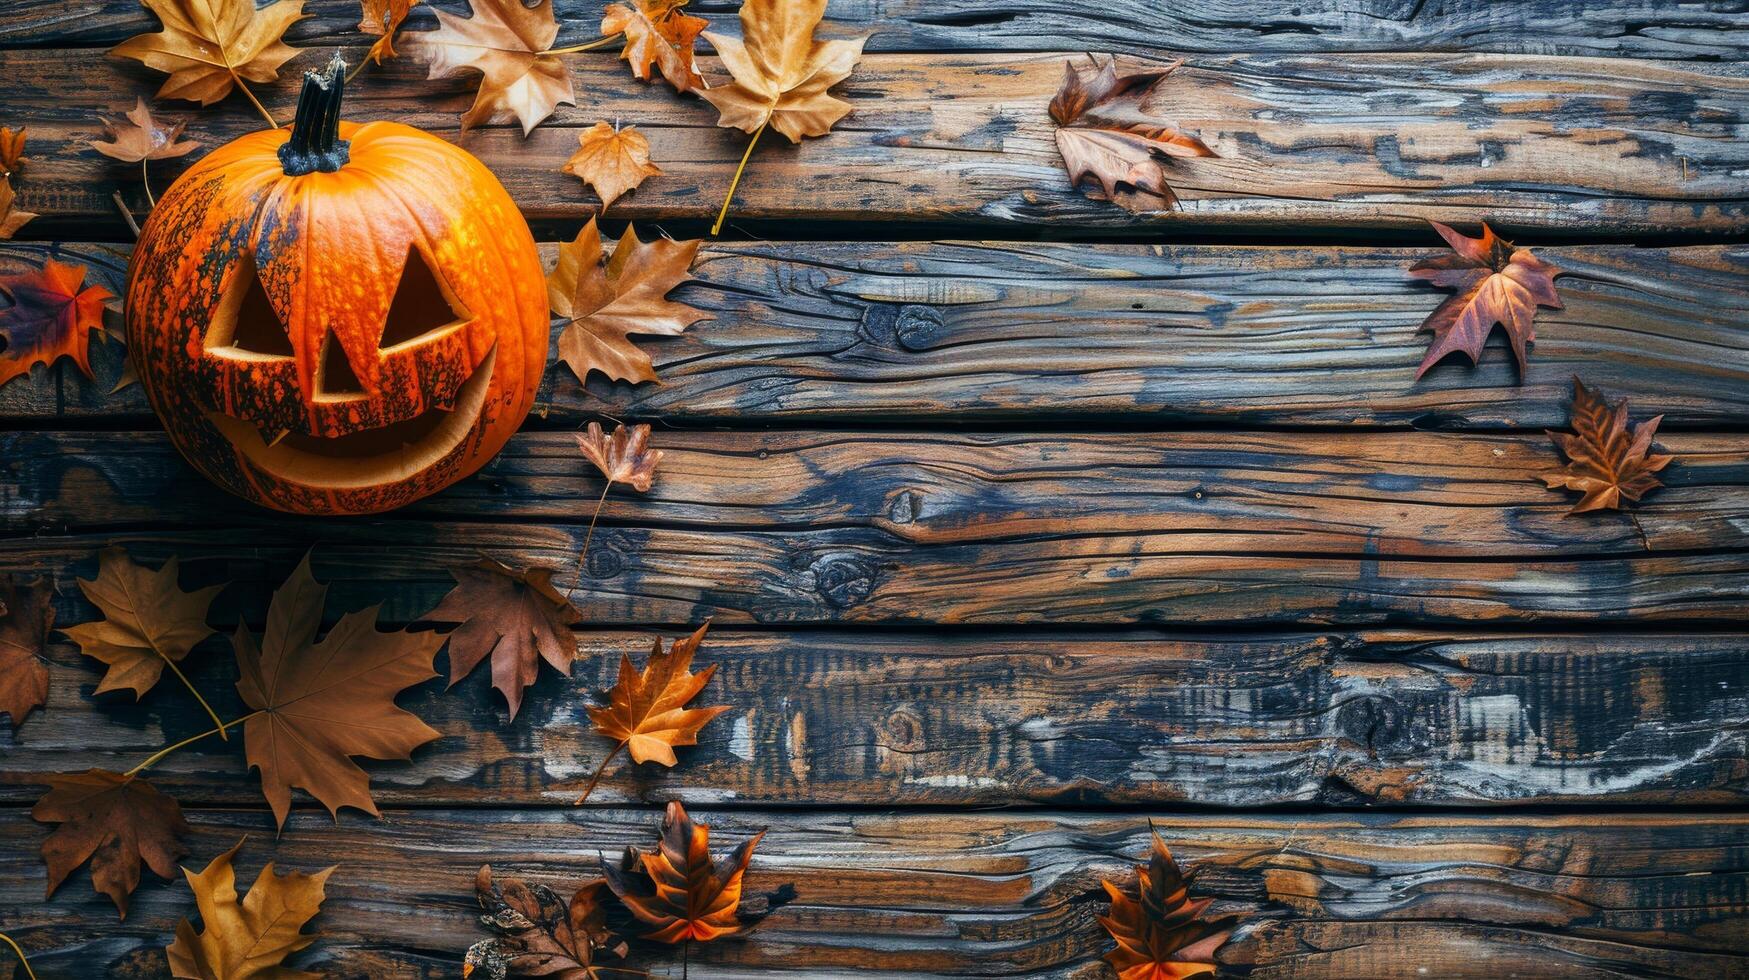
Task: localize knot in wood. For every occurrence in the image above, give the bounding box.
[808,553,880,609]
[893,305,946,351]
[580,532,626,580]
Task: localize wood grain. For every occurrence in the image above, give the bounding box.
[4,240,1746,428]
[2,807,1746,978]
[5,630,1746,808]
[4,48,1744,235]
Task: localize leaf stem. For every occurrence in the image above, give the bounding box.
[111,191,141,238]
[0,932,37,980]
[344,58,368,84]
[233,73,280,129]
[567,480,613,603]
[141,158,156,209]
[573,740,624,805]
[162,653,226,738]
[545,35,617,55]
[712,122,766,236]
[125,711,261,777]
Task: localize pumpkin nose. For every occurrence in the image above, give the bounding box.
[315,331,366,399]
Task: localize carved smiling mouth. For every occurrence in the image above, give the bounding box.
[208,347,496,490]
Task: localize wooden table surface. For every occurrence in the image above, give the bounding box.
[2,1,1747,977]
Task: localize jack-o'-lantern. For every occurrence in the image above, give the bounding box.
[125,55,547,515]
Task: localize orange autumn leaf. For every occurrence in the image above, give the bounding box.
[1049,55,1217,211]
[603,801,766,943]
[1410,220,1562,378]
[0,126,26,178]
[602,0,706,93]
[588,624,727,768]
[562,121,662,209]
[575,421,663,493]
[0,178,36,240]
[422,557,579,720]
[33,769,189,918]
[547,217,708,386]
[166,838,333,979]
[357,0,419,64]
[232,553,443,829]
[415,0,574,134]
[61,548,224,701]
[0,574,53,728]
[0,258,115,387]
[1544,377,1674,515]
[92,98,200,163]
[111,0,307,107]
[1099,829,1231,980]
[698,0,865,142]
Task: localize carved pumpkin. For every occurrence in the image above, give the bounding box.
[125,55,547,515]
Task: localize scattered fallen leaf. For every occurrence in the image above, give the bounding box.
[422,557,579,720]
[589,624,726,769]
[166,838,333,980]
[548,218,707,386]
[0,178,35,240]
[92,98,200,163]
[0,126,25,178]
[61,548,224,701]
[0,575,53,728]
[464,865,626,979]
[563,121,662,210]
[33,769,189,918]
[576,421,663,493]
[603,801,771,943]
[0,258,115,388]
[1410,220,1562,378]
[111,0,307,107]
[1048,55,1217,211]
[698,0,865,142]
[233,553,443,829]
[1099,827,1231,980]
[358,0,419,64]
[602,0,706,93]
[1544,377,1674,514]
[415,0,574,134]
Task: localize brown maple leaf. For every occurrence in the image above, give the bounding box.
[1410,220,1563,378]
[602,0,706,93]
[422,557,579,720]
[1049,55,1217,211]
[33,769,189,918]
[699,0,865,142]
[233,553,443,829]
[548,218,707,386]
[0,126,25,179]
[0,178,36,241]
[92,98,200,163]
[166,838,334,980]
[1099,828,1231,980]
[603,801,774,944]
[111,0,307,109]
[0,574,53,728]
[61,548,225,703]
[415,0,574,135]
[1544,377,1674,515]
[575,421,663,493]
[563,121,662,210]
[464,865,626,979]
[358,0,419,64]
[0,258,115,388]
[576,624,726,803]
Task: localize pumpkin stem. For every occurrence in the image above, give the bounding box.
[280,53,352,176]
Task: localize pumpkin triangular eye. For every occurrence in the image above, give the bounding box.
[206,250,294,357]
[379,245,469,349]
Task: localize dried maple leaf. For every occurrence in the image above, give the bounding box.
[548,218,707,387]
[698,0,865,142]
[358,0,419,64]
[603,801,770,943]
[464,865,626,979]
[0,258,115,388]
[563,121,662,210]
[0,178,35,241]
[589,624,725,768]
[602,0,706,93]
[0,126,25,179]
[111,0,307,109]
[61,548,224,702]
[1099,828,1231,980]
[415,0,574,135]
[232,553,443,829]
[576,421,663,493]
[33,769,189,918]
[0,574,53,728]
[422,558,579,720]
[92,98,200,163]
[166,838,334,980]
[1410,220,1562,378]
[1544,377,1674,515]
[1049,55,1217,211]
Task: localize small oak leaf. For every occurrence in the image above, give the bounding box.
[1099,828,1232,980]
[0,126,26,178]
[0,258,115,387]
[588,624,727,767]
[421,557,579,720]
[61,548,224,700]
[698,0,866,142]
[358,0,419,64]
[547,217,708,386]
[414,0,574,135]
[602,0,706,93]
[575,421,663,493]
[33,769,189,919]
[1410,220,1562,378]
[1544,377,1674,515]
[92,98,200,163]
[166,838,333,980]
[1049,54,1217,211]
[0,574,54,728]
[602,801,772,943]
[562,121,662,209]
[111,0,308,107]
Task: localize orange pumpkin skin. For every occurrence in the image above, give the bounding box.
[126,61,546,515]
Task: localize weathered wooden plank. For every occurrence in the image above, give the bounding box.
[4,49,1744,235]
[4,240,1747,427]
[5,0,1748,60]
[4,630,1745,808]
[2,808,1745,978]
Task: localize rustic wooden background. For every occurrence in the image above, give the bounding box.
[3,0,1748,977]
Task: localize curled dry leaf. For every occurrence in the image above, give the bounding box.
[33,769,189,919]
[0,178,34,240]
[604,801,784,944]
[422,557,579,720]
[576,421,663,493]
[1544,377,1674,515]
[0,126,25,178]
[0,258,115,388]
[415,0,574,135]
[92,97,200,163]
[603,0,706,93]
[233,553,444,829]
[1048,55,1216,211]
[589,624,726,768]
[358,0,419,64]
[699,0,865,142]
[61,548,224,700]
[167,838,334,980]
[111,0,307,107]
[0,574,53,728]
[464,865,626,979]
[1099,828,1231,980]
[563,121,662,209]
[548,217,708,386]
[1410,220,1562,378]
